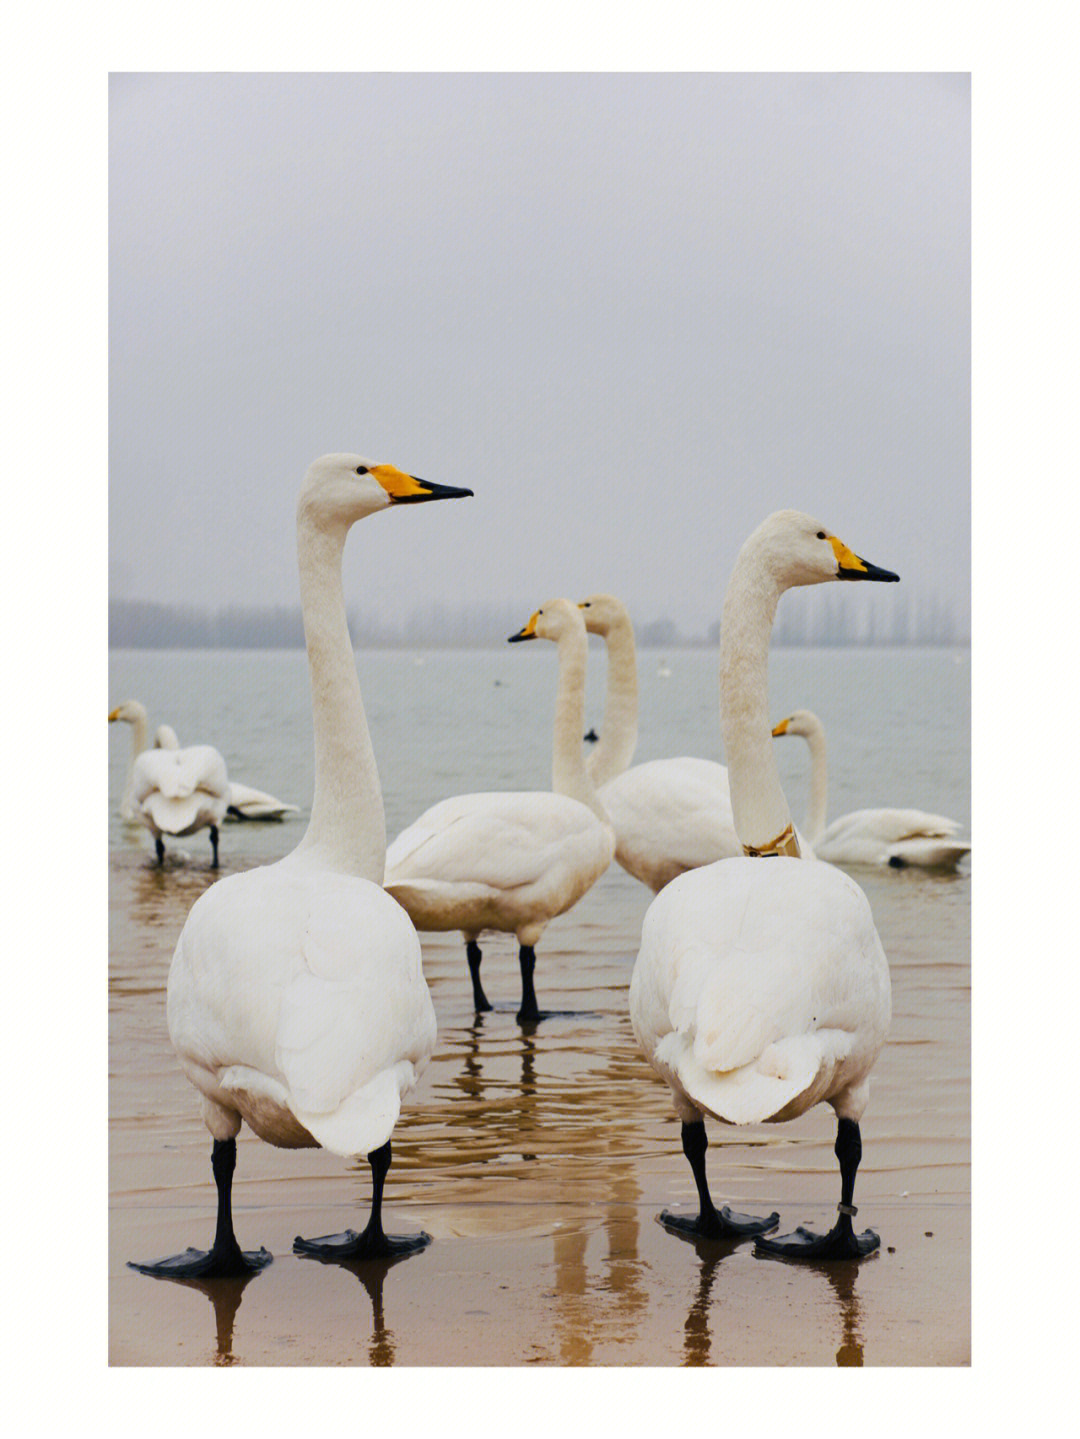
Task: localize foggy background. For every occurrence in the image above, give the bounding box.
[110,72,969,644]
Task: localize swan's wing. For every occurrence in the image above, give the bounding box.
[632,859,890,1124]
[386,792,600,891]
[602,758,740,883]
[134,745,229,802]
[823,807,962,846]
[275,879,436,1156]
[226,779,299,819]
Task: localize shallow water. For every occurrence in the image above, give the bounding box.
[108,645,970,1366]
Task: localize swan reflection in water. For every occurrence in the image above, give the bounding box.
[134,1269,260,1367]
[294,1250,416,1367]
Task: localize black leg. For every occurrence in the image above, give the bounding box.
[658,1120,779,1240]
[128,1138,272,1278]
[516,944,541,1024]
[755,1117,881,1261]
[210,825,220,868]
[467,940,492,1012]
[293,1140,432,1263]
[155,835,165,866]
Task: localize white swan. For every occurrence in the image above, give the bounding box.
[129,453,471,1278]
[110,703,299,824]
[630,511,897,1260]
[108,699,150,821]
[116,710,230,867]
[772,709,970,870]
[577,594,749,891]
[385,598,615,1023]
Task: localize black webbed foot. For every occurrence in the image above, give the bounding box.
[659,1205,780,1241]
[293,1227,431,1264]
[755,1220,880,1262]
[128,1243,272,1279]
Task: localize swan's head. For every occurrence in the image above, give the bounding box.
[298,453,473,526]
[577,593,633,638]
[508,597,587,644]
[108,700,147,726]
[772,709,821,740]
[154,725,180,750]
[749,510,899,588]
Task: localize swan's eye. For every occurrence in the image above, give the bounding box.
[816,531,826,540]
[355,465,369,476]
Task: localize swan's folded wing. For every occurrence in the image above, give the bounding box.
[134,745,229,802]
[386,793,596,891]
[227,780,299,818]
[602,758,740,871]
[274,884,436,1155]
[824,807,961,846]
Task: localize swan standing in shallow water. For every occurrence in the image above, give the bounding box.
[577,594,742,891]
[772,709,970,870]
[630,512,897,1260]
[109,702,299,824]
[129,454,471,1278]
[108,703,230,867]
[385,598,615,1023]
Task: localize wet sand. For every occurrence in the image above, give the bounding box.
[109,830,969,1367]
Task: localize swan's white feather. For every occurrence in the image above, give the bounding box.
[632,856,889,1127]
[386,791,613,941]
[168,808,436,1158]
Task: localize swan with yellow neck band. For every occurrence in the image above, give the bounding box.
[630,510,898,1260]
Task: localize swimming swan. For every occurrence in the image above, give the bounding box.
[109,703,299,824]
[129,453,471,1278]
[630,512,897,1260]
[772,709,970,870]
[577,594,742,890]
[385,598,615,1023]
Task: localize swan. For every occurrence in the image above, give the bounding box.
[577,594,747,891]
[127,719,230,867]
[129,453,471,1278]
[110,703,299,824]
[108,699,150,820]
[772,709,971,870]
[385,598,615,1023]
[630,512,897,1260]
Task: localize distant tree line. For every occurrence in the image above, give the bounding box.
[111,593,969,649]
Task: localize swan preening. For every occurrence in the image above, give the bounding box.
[578,594,742,891]
[773,709,970,870]
[630,512,898,1260]
[110,701,299,831]
[385,598,615,1023]
[129,454,471,1278]
[108,701,230,867]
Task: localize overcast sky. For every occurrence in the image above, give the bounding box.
[109,72,969,634]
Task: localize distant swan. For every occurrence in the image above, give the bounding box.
[129,453,471,1278]
[631,512,897,1261]
[117,710,230,867]
[109,702,299,824]
[385,598,615,1023]
[772,709,970,870]
[578,594,742,891]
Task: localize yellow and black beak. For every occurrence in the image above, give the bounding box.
[508,610,540,643]
[772,718,791,737]
[108,707,121,722]
[829,536,899,583]
[371,463,473,504]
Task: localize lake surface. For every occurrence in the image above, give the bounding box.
[108,644,970,1366]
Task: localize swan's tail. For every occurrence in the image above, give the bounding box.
[655,1030,847,1126]
[289,1064,416,1158]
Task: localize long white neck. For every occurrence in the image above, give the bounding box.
[551,626,609,823]
[587,616,639,787]
[120,706,149,819]
[798,717,829,844]
[292,511,385,879]
[720,546,798,854]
